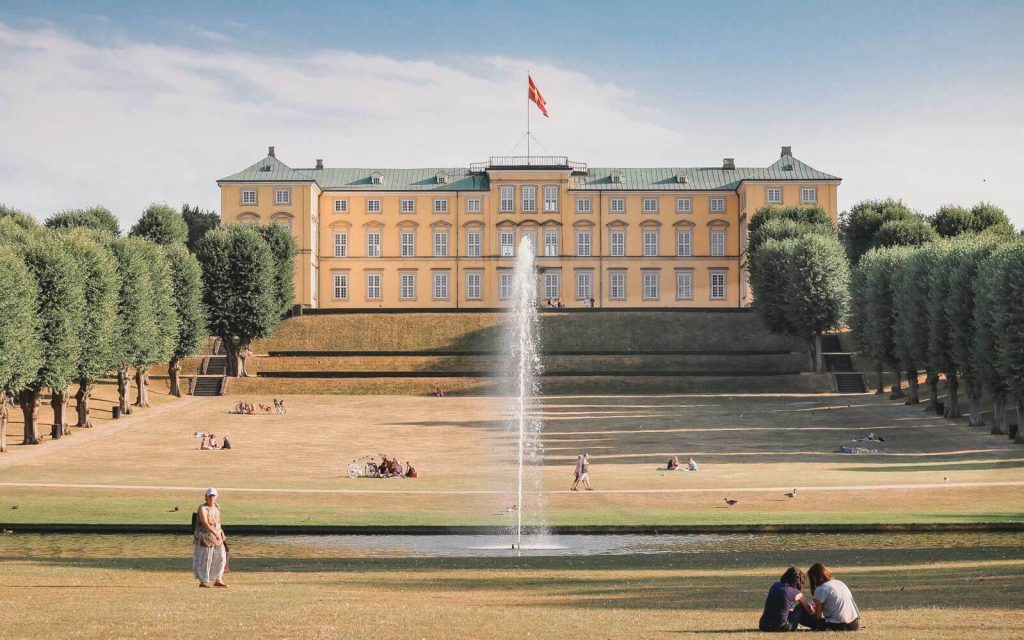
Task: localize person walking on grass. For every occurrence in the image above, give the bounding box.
[579,453,593,491]
[193,488,228,588]
[571,454,583,491]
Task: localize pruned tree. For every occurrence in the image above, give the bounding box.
[969,202,1015,237]
[852,247,909,396]
[0,203,38,229]
[747,216,834,257]
[974,246,1013,435]
[45,206,121,236]
[164,244,208,396]
[924,241,959,417]
[838,198,917,264]
[132,241,177,407]
[872,217,938,250]
[0,250,43,452]
[182,204,220,254]
[749,240,793,336]
[893,245,944,413]
[108,237,157,416]
[129,203,188,246]
[196,225,279,377]
[931,202,1015,238]
[258,222,299,318]
[990,241,1024,443]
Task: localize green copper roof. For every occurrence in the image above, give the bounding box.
[218,152,839,192]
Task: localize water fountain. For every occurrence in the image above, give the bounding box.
[507,237,544,550]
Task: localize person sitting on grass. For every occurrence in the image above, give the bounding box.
[199,436,210,450]
[405,461,418,478]
[667,456,680,470]
[221,437,231,450]
[209,435,219,450]
[803,563,861,631]
[688,457,699,471]
[394,460,405,477]
[759,566,815,632]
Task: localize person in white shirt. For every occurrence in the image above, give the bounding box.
[805,563,860,631]
[570,455,583,491]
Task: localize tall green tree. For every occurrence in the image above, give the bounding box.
[969,203,1015,236]
[872,217,938,250]
[164,244,208,396]
[197,225,280,377]
[839,198,917,264]
[747,204,833,250]
[258,223,299,318]
[0,250,43,452]
[852,247,910,397]
[925,241,959,417]
[129,203,188,246]
[45,206,121,235]
[974,247,1013,435]
[747,216,833,257]
[931,202,1014,238]
[132,242,178,407]
[182,204,220,254]
[990,241,1024,443]
[0,204,38,229]
[108,237,157,416]
[893,244,944,413]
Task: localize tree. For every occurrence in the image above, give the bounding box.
[258,223,299,318]
[132,241,178,407]
[893,245,944,413]
[748,205,833,247]
[182,204,220,254]
[931,202,1015,238]
[45,206,121,235]
[990,241,1024,443]
[839,198,917,264]
[0,203,38,229]
[852,247,909,396]
[197,225,279,377]
[164,244,208,396]
[749,240,793,336]
[969,203,1015,237]
[108,237,157,416]
[0,250,42,452]
[924,241,959,417]
[62,230,120,428]
[947,236,1002,427]
[974,247,1013,435]
[872,217,938,250]
[747,216,833,257]
[129,203,188,246]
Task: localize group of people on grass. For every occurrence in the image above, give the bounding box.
[195,432,231,450]
[759,564,861,632]
[665,456,699,471]
[373,455,418,478]
[570,453,592,490]
[228,399,286,415]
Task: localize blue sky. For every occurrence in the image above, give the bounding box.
[1,0,1022,226]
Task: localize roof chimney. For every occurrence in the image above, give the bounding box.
[781,146,792,157]
[268,146,275,157]
[315,159,323,170]
[722,158,735,170]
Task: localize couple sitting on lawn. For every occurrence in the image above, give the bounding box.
[759,564,861,632]
[665,456,698,471]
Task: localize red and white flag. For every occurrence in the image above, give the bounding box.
[528,75,549,118]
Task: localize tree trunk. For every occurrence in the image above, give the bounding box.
[1015,400,1024,444]
[926,372,939,413]
[944,374,961,419]
[50,387,71,439]
[0,395,9,453]
[133,367,150,408]
[906,370,920,405]
[19,388,41,445]
[890,371,905,399]
[968,392,984,427]
[169,358,182,397]
[875,367,885,395]
[806,338,819,373]
[991,395,1006,436]
[117,368,133,415]
[814,334,823,373]
[75,378,94,428]
[224,338,251,377]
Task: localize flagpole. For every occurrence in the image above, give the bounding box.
[526,71,531,160]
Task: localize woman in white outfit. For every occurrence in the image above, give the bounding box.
[192,487,228,588]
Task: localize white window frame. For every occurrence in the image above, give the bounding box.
[676,270,693,300]
[576,230,592,257]
[643,230,659,257]
[610,230,625,257]
[543,231,559,257]
[466,198,482,213]
[610,198,625,213]
[433,230,449,257]
[766,187,783,204]
[710,198,726,213]
[465,271,482,301]
[275,188,291,205]
[544,272,560,300]
[400,231,416,257]
[710,271,727,300]
[500,186,514,213]
[367,199,381,213]
[543,186,558,212]
[434,199,449,214]
[711,230,726,257]
[399,272,417,301]
[500,231,515,257]
[576,198,592,213]
[466,231,482,257]
[370,174,383,185]
[676,197,692,213]
[400,199,416,213]
[332,273,348,300]
[366,272,382,300]
[499,271,512,300]
[801,187,818,203]
[642,271,659,301]
[676,230,692,257]
[643,198,658,213]
[521,186,537,212]
[241,189,257,205]
[366,231,381,258]
[609,271,626,301]
[575,271,593,301]
[436,174,448,185]
[333,232,348,257]
[432,271,449,300]
[334,199,348,213]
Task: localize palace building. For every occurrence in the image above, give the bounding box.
[217,147,840,309]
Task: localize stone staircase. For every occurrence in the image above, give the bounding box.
[191,338,227,396]
[822,334,867,393]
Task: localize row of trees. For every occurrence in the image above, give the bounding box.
[850,234,1024,441]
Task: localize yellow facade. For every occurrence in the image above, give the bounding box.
[218,148,840,309]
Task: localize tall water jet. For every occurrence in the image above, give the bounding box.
[507,237,543,550]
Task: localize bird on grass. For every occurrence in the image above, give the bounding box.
[170,506,179,512]
[1,529,12,535]
[944,477,949,483]
[10,505,18,510]
[785,489,797,499]
[724,499,739,506]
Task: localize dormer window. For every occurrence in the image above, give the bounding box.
[675,171,688,184]
[610,170,624,184]
[370,172,384,185]
[436,172,449,185]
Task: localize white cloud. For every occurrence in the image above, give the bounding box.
[0,21,1021,228]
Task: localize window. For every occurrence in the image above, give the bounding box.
[332,273,348,300]
[241,189,257,205]
[370,174,383,185]
[366,232,381,257]
[466,231,482,257]
[367,199,381,213]
[400,231,415,257]
[433,271,449,300]
[610,230,625,257]
[521,231,537,256]
[366,273,382,300]
[711,230,726,257]
[544,231,559,257]
[576,198,592,213]
[433,230,449,257]
[275,189,291,205]
[465,271,482,300]
[543,186,558,212]
[676,270,693,299]
[544,272,560,300]
[521,186,537,212]
[436,173,448,185]
[710,271,727,300]
[610,198,625,213]
[643,198,658,213]
[434,199,448,213]
[676,230,692,257]
[500,231,515,257]
[401,199,415,213]
[576,271,593,300]
[466,198,482,213]
[334,199,348,213]
[676,198,692,213]
[333,232,348,257]
[643,230,659,257]
[400,272,416,300]
[801,187,817,203]
[609,272,625,301]
[642,271,659,300]
[500,186,514,212]
[576,230,592,257]
[766,187,782,204]
[710,198,726,213]
[499,271,512,300]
